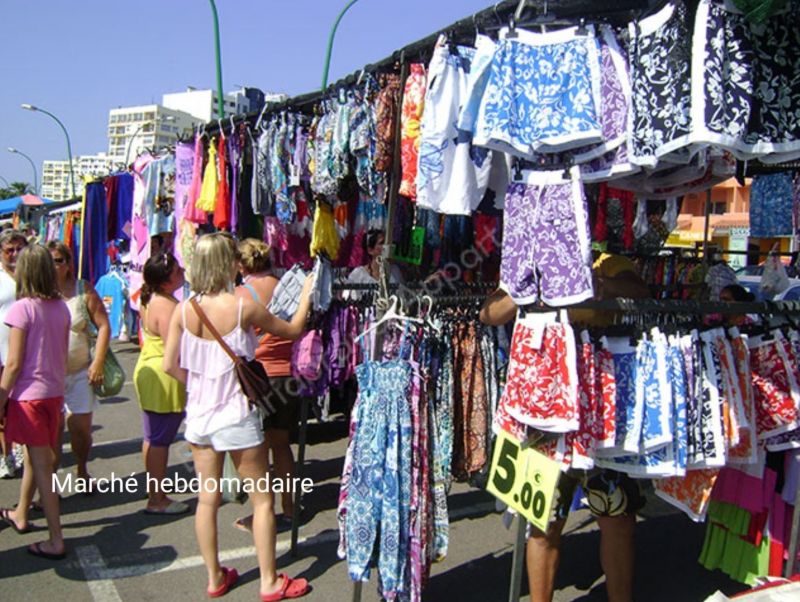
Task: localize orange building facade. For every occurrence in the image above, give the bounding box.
[669,178,793,269]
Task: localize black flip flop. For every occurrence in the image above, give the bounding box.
[1,507,30,534]
[27,542,67,560]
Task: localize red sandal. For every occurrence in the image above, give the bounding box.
[260,573,310,601]
[207,566,238,598]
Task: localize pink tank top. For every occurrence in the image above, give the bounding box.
[180,298,257,436]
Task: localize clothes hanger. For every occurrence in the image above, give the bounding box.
[506,0,534,38]
[355,295,423,343]
[254,102,271,131]
[419,294,442,335]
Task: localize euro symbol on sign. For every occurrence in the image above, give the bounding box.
[533,471,542,485]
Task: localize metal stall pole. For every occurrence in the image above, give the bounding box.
[785,476,800,577]
[290,395,311,557]
[352,53,409,602]
[509,515,528,602]
[702,188,713,266]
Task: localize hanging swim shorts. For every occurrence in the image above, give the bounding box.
[595,339,619,450]
[499,167,593,306]
[473,26,603,158]
[726,329,758,465]
[691,0,800,161]
[748,333,800,440]
[628,0,694,168]
[692,329,727,469]
[497,313,579,434]
[416,36,492,216]
[544,25,631,164]
[398,63,427,199]
[596,337,637,458]
[637,329,673,453]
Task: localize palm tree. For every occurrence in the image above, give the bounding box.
[0,181,34,200]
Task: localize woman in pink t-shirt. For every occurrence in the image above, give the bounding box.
[0,245,70,560]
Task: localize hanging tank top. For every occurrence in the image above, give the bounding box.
[65,281,92,374]
[179,297,257,436]
[133,307,186,413]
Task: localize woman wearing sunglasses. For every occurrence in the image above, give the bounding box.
[46,241,111,491]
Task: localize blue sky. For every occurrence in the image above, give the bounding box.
[0,0,493,190]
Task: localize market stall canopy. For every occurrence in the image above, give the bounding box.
[0,194,56,215]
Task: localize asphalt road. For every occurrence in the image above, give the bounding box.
[0,341,750,601]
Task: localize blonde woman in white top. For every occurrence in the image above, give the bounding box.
[163,232,314,600]
[47,241,110,489]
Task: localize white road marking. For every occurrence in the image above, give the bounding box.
[76,544,124,602]
[68,501,496,588]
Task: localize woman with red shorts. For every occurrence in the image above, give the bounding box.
[0,245,70,559]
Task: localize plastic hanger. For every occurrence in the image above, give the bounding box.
[355,295,422,343]
[419,294,442,335]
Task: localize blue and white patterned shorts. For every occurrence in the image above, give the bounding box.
[473,26,603,158]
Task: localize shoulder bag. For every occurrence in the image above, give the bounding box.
[80,281,125,398]
[189,298,275,415]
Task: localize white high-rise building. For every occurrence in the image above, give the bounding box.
[162,86,278,123]
[41,153,114,201]
[107,105,195,166]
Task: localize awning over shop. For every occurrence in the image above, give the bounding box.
[0,194,56,215]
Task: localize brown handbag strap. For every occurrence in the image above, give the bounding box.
[189,297,239,364]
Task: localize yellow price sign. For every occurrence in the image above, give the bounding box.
[487,429,562,532]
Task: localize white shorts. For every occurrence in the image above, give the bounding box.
[184,410,264,452]
[64,369,97,415]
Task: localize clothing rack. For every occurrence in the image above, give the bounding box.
[206,0,795,597]
[506,298,800,600]
[521,298,800,315]
[199,0,651,138]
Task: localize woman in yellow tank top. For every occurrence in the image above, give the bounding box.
[133,252,189,515]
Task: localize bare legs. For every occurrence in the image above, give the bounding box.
[597,515,635,602]
[526,519,566,602]
[191,442,282,597]
[266,428,295,517]
[6,445,65,555]
[191,445,225,592]
[142,441,182,511]
[525,515,635,602]
[66,412,93,480]
[6,448,35,532]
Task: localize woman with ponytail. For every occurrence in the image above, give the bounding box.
[133,252,189,514]
[232,238,303,533]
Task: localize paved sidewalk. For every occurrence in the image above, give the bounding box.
[0,342,749,601]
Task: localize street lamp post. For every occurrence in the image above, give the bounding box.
[208,0,225,119]
[322,0,363,91]
[0,176,9,188]
[124,116,176,167]
[20,103,75,199]
[7,147,38,195]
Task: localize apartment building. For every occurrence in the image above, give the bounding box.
[41,153,114,201]
[161,86,274,123]
[107,105,195,166]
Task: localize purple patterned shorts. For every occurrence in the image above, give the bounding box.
[500,167,594,306]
